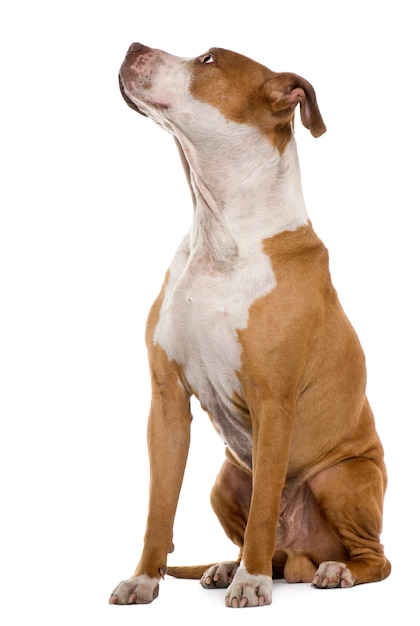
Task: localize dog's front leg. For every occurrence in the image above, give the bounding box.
[225,399,293,608]
[110,348,192,605]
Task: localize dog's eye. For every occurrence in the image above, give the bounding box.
[202,53,214,64]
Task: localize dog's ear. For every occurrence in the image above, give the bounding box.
[263,73,326,138]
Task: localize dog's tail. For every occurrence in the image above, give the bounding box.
[166,565,214,579]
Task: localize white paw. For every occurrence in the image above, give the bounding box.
[225,565,272,608]
[311,561,355,588]
[200,561,239,588]
[109,574,160,604]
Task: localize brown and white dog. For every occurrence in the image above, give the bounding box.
[111,43,391,608]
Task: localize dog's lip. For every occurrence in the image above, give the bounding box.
[118,74,148,117]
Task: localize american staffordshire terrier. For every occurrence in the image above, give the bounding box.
[110,43,391,608]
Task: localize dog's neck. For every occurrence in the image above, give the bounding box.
[176,126,309,269]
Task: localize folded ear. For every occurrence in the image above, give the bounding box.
[263,72,326,138]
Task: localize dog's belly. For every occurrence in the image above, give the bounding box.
[153,238,276,467]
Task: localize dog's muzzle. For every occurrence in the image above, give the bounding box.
[119,43,150,117]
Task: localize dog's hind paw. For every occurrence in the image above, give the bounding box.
[200,561,239,589]
[311,561,355,588]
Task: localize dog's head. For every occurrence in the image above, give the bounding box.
[119,44,326,149]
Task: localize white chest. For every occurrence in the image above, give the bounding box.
[152,237,276,462]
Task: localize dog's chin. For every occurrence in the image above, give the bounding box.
[119,75,148,117]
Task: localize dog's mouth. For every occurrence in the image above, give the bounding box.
[118,74,148,117]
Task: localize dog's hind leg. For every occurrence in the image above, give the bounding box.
[166,458,250,588]
[210,459,252,551]
[197,458,252,589]
[211,458,252,547]
[309,456,391,587]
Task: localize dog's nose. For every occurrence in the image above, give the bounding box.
[127,42,149,56]
[129,42,143,52]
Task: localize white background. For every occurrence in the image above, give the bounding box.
[1,1,418,623]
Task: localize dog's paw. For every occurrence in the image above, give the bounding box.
[311,561,355,589]
[200,561,239,589]
[225,566,272,608]
[109,574,160,604]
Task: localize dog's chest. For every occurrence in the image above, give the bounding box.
[153,239,275,461]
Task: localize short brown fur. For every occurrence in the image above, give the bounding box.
[111,44,390,607]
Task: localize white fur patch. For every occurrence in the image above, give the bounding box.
[111,574,160,604]
[225,562,273,607]
[153,230,275,466]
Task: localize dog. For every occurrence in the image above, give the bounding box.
[110,43,391,608]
